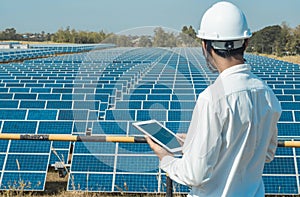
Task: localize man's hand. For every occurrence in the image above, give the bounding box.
[146,136,173,160]
[176,133,187,147]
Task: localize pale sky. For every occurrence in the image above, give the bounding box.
[1,0,299,34]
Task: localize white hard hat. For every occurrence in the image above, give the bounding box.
[197,1,252,41]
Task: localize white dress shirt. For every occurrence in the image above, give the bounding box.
[161,64,282,197]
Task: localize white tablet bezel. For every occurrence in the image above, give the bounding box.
[133,119,183,153]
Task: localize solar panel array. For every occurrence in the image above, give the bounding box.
[0,44,113,63]
[0,46,299,194]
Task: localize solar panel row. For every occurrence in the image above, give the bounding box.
[0,47,299,194]
[0,44,114,63]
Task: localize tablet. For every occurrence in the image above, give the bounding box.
[133,120,183,153]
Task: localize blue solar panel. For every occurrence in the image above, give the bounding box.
[170,101,195,109]
[14,93,37,100]
[10,87,30,92]
[1,172,46,191]
[49,150,69,164]
[116,156,159,173]
[52,141,70,149]
[68,173,113,191]
[294,111,300,121]
[147,94,170,101]
[130,88,151,94]
[275,147,293,156]
[5,154,49,171]
[136,110,167,121]
[278,123,300,136]
[263,176,298,194]
[277,95,293,101]
[0,101,19,108]
[86,94,109,102]
[27,110,57,120]
[92,121,128,135]
[168,110,193,121]
[0,88,9,93]
[264,157,296,174]
[38,93,61,100]
[0,110,27,120]
[143,101,169,109]
[0,93,13,99]
[281,102,300,110]
[114,174,159,192]
[73,101,100,110]
[73,142,116,154]
[58,110,88,120]
[20,101,45,108]
[161,174,190,193]
[38,121,73,134]
[118,143,153,154]
[116,101,142,109]
[0,141,9,152]
[46,101,72,109]
[105,110,135,121]
[123,94,146,101]
[279,111,294,122]
[71,155,114,172]
[9,141,51,153]
[2,121,37,133]
[0,47,300,194]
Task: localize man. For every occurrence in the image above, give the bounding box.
[146,1,282,196]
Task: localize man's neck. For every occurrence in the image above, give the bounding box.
[212,52,245,73]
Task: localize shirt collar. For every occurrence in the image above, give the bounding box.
[219,64,251,78]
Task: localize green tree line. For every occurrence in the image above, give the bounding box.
[247,22,300,56]
[50,25,200,47]
[1,23,300,56]
[51,26,107,43]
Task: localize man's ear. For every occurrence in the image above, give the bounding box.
[201,41,206,49]
[244,39,249,48]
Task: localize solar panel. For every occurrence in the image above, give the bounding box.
[0,47,300,194]
[0,140,51,191]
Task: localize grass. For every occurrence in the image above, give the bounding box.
[0,168,185,197]
[0,169,297,196]
[259,54,300,65]
[2,40,68,45]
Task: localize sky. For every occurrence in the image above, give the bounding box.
[1,0,300,34]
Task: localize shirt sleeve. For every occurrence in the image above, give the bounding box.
[160,97,222,187]
[265,125,278,163]
[265,93,281,163]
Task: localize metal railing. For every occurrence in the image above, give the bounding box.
[0,133,298,196]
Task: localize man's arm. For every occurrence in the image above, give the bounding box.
[147,98,222,186]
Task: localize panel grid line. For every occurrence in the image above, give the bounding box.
[292,146,300,194]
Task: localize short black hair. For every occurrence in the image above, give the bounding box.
[203,39,247,58]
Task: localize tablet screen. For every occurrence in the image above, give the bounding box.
[137,122,181,150]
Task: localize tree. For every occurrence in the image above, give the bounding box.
[182,26,188,33]
[117,35,132,47]
[138,36,152,47]
[0,28,18,40]
[153,27,177,47]
[180,25,200,46]
[51,27,109,44]
[293,25,300,54]
[153,27,168,47]
[247,25,282,54]
[184,25,197,39]
[279,22,293,55]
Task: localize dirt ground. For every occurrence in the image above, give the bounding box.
[260,54,300,65]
